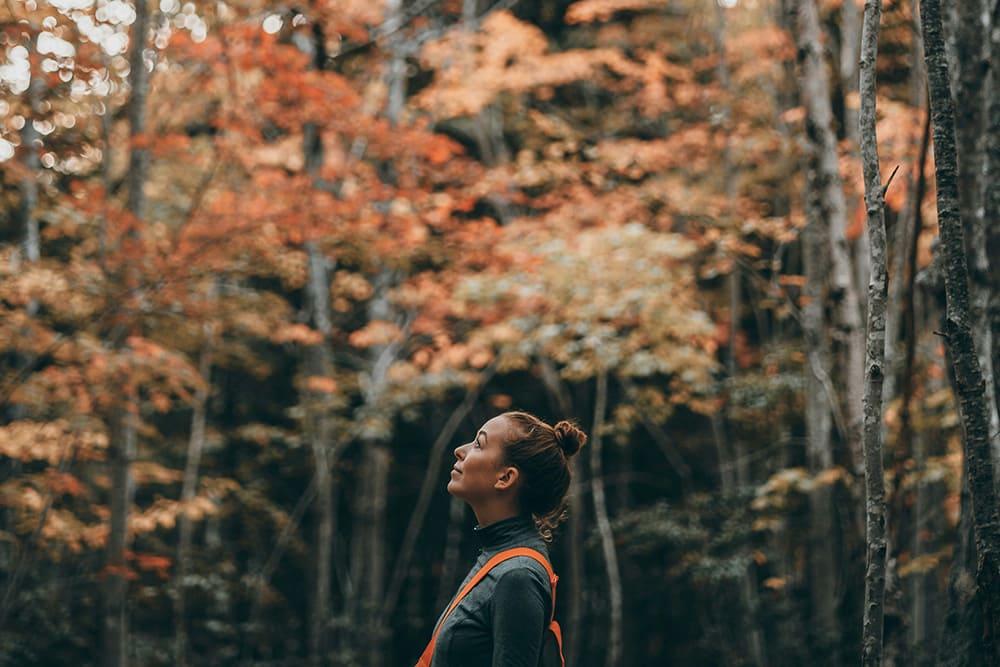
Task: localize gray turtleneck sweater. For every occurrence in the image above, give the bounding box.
[429,514,553,667]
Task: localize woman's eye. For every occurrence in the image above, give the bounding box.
[475,439,483,448]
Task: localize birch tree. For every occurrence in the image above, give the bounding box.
[173,338,212,667]
[590,370,622,667]
[795,0,853,654]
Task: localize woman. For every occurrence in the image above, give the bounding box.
[420,410,586,666]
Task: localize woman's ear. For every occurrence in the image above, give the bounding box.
[494,466,519,491]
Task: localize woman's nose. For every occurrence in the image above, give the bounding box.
[454,442,468,460]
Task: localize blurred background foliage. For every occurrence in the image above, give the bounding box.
[0,0,991,665]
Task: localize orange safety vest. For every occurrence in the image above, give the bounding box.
[415,547,565,667]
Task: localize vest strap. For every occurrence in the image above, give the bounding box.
[415,547,564,667]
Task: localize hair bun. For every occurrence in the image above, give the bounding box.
[553,420,587,458]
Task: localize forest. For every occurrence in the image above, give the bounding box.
[2,0,1000,665]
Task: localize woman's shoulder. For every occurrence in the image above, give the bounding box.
[488,552,552,592]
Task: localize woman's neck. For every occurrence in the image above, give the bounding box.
[471,501,522,529]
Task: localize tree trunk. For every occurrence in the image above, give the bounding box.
[796,2,847,656]
[538,357,584,667]
[21,53,41,266]
[937,472,983,667]
[796,0,866,475]
[365,444,390,667]
[985,0,1000,451]
[304,237,337,666]
[382,370,493,623]
[103,3,150,664]
[434,495,466,616]
[840,0,870,319]
[103,407,136,667]
[954,0,999,466]
[590,371,622,667]
[902,109,932,664]
[802,181,841,661]
[859,3,889,663]
[565,457,584,667]
[921,0,1000,660]
[125,0,149,222]
[173,343,212,667]
[308,413,334,666]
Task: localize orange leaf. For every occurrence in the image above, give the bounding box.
[304,375,338,394]
[846,198,865,240]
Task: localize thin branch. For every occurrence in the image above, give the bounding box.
[379,364,495,621]
[0,437,80,628]
[617,376,692,491]
[883,164,901,194]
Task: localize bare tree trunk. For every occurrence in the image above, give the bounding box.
[590,371,622,667]
[884,13,927,415]
[309,431,334,665]
[565,457,584,667]
[795,3,847,656]
[538,358,584,667]
[903,110,932,663]
[434,495,466,616]
[954,0,999,466]
[21,54,41,266]
[840,0,870,319]
[353,7,409,658]
[174,343,212,667]
[985,0,1000,454]
[801,161,841,661]
[99,51,112,268]
[840,0,861,147]
[303,171,337,667]
[125,2,149,222]
[382,370,493,622]
[921,1,1000,660]
[104,407,136,667]
[104,4,149,664]
[797,0,866,475]
[859,4,889,663]
[385,0,406,125]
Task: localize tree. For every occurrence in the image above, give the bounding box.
[921,0,1000,661]
[859,1,890,663]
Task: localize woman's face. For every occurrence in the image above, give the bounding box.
[447,415,513,503]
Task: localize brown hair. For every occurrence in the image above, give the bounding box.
[501,411,587,540]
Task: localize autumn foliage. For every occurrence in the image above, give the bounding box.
[0,0,966,665]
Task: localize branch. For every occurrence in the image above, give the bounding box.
[328,0,520,63]
[247,473,318,606]
[379,363,496,621]
[0,435,80,628]
[617,376,692,490]
[883,164,901,195]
